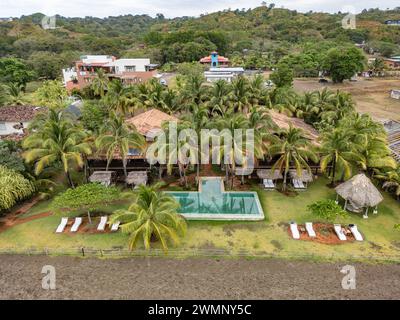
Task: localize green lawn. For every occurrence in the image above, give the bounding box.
[0,177,399,261]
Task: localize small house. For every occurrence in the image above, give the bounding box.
[390,89,400,100]
[0,105,44,137]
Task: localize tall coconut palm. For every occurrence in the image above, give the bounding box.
[90,69,109,97]
[355,135,397,172]
[182,74,207,106]
[249,74,265,106]
[230,76,250,113]
[319,128,362,185]
[180,104,208,182]
[95,113,145,179]
[104,80,134,115]
[4,83,27,105]
[270,126,319,190]
[109,183,187,251]
[211,111,250,188]
[208,80,232,116]
[22,110,92,188]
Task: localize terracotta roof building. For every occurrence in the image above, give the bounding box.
[0,105,44,137]
[125,109,178,140]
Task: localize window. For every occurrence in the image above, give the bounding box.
[0,122,6,131]
[125,65,136,72]
[127,148,141,156]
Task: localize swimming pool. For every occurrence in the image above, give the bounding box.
[166,177,265,220]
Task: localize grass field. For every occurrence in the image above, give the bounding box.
[0,177,399,261]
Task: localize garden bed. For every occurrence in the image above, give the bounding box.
[288,223,356,245]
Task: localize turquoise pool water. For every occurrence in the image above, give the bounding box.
[167,177,264,220]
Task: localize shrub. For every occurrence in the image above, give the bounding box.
[0,165,35,211]
[307,199,347,222]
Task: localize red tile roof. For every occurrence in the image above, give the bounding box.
[200,55,229,63]
[0,105,44,122]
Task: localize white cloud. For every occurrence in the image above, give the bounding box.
[0,0,398,18]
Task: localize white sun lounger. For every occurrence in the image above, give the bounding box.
[97,216,108,231]
[111,221,120,232]
[305,222,316,237]
[56,217,68,233]
[290,222,300,239]
[334,224,347,241]
[70,217,82,232]
[263,179,275,189]
[349,225,363,241]
[297,180,306,189]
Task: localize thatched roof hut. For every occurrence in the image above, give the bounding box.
[289,169,314,182]
[126,171,148,186]
[235,167,253,176]
[89,171,114,186]
[256,169,283,180]
[335,174,383,215]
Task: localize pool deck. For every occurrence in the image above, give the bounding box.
[166,177,265,221]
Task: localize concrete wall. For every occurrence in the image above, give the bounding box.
[0,121,30,135]
[113,59,151,73]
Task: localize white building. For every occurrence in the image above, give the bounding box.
[391,89,400,100]
[104,58,151,73]
[204,67,244,83]
[0,106,44,137]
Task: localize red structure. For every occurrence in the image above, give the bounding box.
[200,51,229,66]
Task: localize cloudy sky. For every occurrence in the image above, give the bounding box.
[0,0,398,18]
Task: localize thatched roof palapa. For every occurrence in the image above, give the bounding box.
[235,167,254,176]
[126,171,148,186]
[256,169,283,180]
[89,171,114,185]
[335,174,383,210]
[289,169,314,182]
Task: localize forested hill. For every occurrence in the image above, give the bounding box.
[1,6,400,79]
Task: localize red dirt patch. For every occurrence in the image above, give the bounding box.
[0,211,53,233]
[287,223,356,245]
[59,216,115,235]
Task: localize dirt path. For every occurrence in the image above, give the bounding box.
[0,197,52,233]
[0,255,399,299]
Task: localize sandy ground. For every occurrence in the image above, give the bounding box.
[293,78,400,121]
[0,255,399,300]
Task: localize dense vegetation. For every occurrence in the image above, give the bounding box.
[0,7,400,82]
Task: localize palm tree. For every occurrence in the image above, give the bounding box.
[230,76,250,113]
[104,80,134,115]
[356,135,397,172]
[249,74,265,106]
[270,126,319,190]
[182,74,207,106]
[375,167,400,199]
[22,110,92,188]
[319,128,362,185]
[208,80,231,116]
[4,83,26,105]
[95,113,145,179]
[109,183,187,251]
[211,111,250,188]
[90,69,109,97]
[162,88,180,115]
[180,104,208,182]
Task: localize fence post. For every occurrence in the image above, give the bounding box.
[81,247,85,257]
